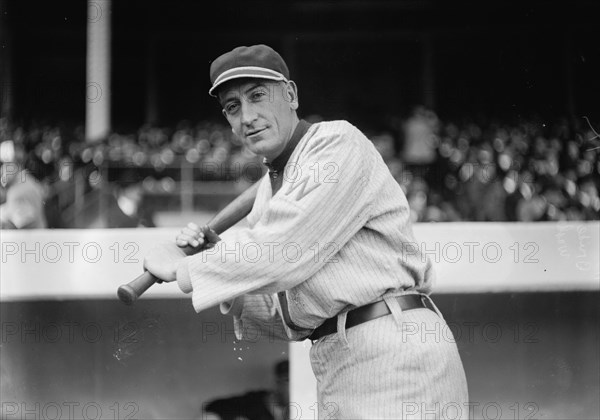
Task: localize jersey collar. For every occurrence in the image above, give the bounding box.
[263,119,312,175]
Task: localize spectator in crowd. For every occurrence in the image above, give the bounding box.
[0,161,47,229]
[401,106,441,192]
[203,360,289,420]
[103,170,156,228]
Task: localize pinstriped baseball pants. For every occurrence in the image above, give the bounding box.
[309,298,469,419]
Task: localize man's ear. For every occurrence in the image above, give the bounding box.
[285,81,299,110]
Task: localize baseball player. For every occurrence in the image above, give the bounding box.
[144,44,468,419]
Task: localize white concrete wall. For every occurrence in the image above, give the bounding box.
[1,222,598,301]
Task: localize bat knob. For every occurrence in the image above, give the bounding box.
[117,284,138,305]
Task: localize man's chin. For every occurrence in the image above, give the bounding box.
[248,139,278,158]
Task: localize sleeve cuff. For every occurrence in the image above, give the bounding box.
[176,257,193,294]
[220,297,245,317]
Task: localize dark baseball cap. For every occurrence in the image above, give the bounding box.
[208,44,290,97]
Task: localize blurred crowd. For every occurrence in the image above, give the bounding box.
[374,109,599,223]
[0,111,598,228]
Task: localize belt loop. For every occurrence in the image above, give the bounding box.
[336,311,351,350]
[421,294,445,321]
[383,295,403,330]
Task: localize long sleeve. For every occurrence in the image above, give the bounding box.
[177,121,376,314]
[219,294,307,341]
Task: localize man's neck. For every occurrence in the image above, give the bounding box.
[264,118,311,174]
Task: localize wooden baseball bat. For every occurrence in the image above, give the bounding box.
[117,182,260,304]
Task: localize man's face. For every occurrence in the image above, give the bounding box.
[218,79,298,161]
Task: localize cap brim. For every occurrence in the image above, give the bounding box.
[209,66,288,97]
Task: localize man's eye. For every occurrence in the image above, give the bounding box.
[250,90,267,101]
[225,103,239,114]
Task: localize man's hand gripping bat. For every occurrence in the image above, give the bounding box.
[117,182,259,304]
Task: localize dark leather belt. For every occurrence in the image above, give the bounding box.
[308,294,436,341]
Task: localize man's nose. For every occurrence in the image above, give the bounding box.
[240,101,258,126]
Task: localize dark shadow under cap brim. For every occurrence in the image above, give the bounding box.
[209,44,290,96]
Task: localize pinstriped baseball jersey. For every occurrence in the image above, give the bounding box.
[176,120,436,340]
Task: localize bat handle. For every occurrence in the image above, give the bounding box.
[118,181,259,305]
[117,243,197,304]
[117,271,159,305]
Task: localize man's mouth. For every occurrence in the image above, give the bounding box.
[245,127,268,137]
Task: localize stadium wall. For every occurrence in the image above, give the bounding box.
[1,223,598,419]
